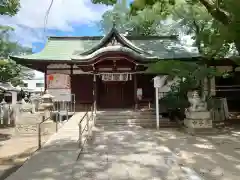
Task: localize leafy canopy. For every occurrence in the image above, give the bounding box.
[0,0,20,16]
[0,0,34,86]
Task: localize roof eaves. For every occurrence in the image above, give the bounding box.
[71,46,157,62]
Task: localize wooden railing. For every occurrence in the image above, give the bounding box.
[78,105,95,149]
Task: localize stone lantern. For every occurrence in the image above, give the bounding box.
[40,90,54,120]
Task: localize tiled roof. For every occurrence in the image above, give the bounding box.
[10,27,200,62]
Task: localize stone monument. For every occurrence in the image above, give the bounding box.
[184,90,212,134]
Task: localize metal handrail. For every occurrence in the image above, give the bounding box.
[78,105,94,148]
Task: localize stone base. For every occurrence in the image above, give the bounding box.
[185,111,211,119]
[39,120,58,135]
[184,118,212,129]
[183,126,219,135]
[184,110,214,134]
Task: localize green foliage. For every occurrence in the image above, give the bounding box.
[98,0,176,36]
[0,0,20,16]
[0,26,34,85]
[147,60,221,109]
[91,0,117,5]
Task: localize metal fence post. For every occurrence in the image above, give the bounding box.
[87,113,90,138]
[66,104,69,121]
[38,123,41,149]
[78,122,82,148]
[0,103,3,126]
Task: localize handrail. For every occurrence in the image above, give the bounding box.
[78,105,95,148]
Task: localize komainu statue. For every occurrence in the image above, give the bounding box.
[187,90,207,112]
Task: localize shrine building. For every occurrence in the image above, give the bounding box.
[10,27,201,110]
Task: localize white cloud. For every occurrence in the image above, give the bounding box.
[0,0,110,46]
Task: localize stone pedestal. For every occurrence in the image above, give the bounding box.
[184,111,213,134]
[39,119,57,135]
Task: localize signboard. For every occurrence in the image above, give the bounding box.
[153,76,162,88]
[47,74,70,89]
[153,76,168,88]
[137,88,143,100]
[47,89,71,101]
[101,73,132,81]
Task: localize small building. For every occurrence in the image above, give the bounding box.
[0,82,20,103]
[10,27,201,111]
[20,78,44,94]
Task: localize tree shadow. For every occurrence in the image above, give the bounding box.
[74,125,240,179]
[2,124,240,180]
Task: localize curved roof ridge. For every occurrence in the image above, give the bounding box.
[78,27,152,56]
[71,45,157,61]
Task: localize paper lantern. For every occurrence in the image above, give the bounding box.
[48,75,54,81]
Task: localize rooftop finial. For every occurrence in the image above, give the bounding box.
[112,11,117,29]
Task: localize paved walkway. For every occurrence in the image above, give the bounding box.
[4,112,85,180]
[4,112,240,180]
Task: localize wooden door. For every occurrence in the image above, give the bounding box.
[107,83,123,108]
[97,78,135,109]
[99,82,124,108]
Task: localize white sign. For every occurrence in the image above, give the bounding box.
[153,76,162,88]
[137,88,143,100]
[47,89,71,101]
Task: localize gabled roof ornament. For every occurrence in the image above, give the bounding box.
[112,11,118,31]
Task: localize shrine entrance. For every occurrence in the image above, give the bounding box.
[97,73,134,109]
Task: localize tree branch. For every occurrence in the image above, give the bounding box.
[198,0,230,25]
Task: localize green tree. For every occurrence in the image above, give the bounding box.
[0,20,34,86]
[0,0,20,16]
[98,0,177,36]
[129,0,240,55]
[94,0,240,55]
[172,1,232,58]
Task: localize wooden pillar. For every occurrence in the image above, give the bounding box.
[44,64,47,92]
[93,65,97,112]
[70,64,73,94]
[134,73,138,110]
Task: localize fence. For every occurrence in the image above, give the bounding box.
[0,102,16,127]
[53,94,75,113]
[78,105,95,149]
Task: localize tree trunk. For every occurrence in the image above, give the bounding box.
[198,0,230,25]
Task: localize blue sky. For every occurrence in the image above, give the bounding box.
[0,0,120,77]
[0,0,133,53]
[0,0,193,78]
[32,23,103,53]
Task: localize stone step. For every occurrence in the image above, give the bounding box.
[96,115,156,120]
[96,118,156,123]
[97,110,155,116]
[96,121,178,128]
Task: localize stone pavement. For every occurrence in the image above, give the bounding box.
[4,112,240,180]
[73,126,202,180]
[4,111,203,180]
